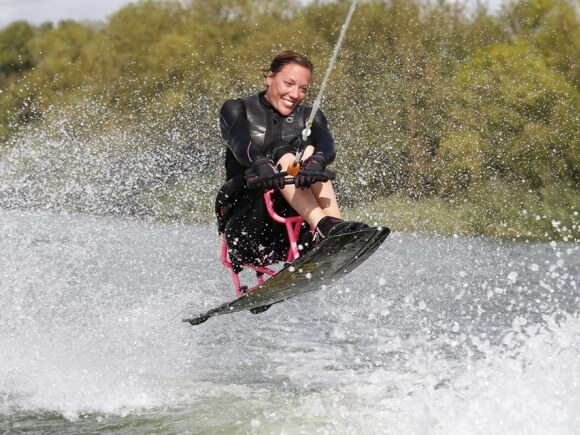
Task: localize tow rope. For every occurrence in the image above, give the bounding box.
[287,0,359,176]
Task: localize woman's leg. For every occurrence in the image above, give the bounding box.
[276,151,342,229]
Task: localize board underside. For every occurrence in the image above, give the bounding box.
[183,226,390,325]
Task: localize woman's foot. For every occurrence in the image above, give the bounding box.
[313,216,369,245]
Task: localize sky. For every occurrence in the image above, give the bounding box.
[0,0,505,30]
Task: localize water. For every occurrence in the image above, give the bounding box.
[1,209,579,434]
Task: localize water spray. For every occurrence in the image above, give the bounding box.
[287,0,359,177]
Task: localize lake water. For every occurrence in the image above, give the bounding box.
[1,209,579,434]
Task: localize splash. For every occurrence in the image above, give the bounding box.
[0,95,220,221]
[294,0,359,167]
[307,0,359,129]
[0,213,578,432]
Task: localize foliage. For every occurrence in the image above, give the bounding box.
[0,0,578,241]
[437,41,580,195]
[346,183,579,243]
[0,21,36,77]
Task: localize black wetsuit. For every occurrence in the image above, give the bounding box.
[217,91,336,267]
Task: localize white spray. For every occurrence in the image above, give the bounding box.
[289,0,359,173]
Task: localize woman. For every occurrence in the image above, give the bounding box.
[218,50,366,268]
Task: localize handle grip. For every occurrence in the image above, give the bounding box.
[246,170,335,190]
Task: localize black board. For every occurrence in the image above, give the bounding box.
[183,226,390,325]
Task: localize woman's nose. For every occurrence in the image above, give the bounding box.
[289,86,300,99]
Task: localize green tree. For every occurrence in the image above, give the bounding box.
[503,0,580,88]
[0,0,578,236]
[440,42,580,194]
[328,0,473,200]
[27,20,96,90]
[0,21,36,79]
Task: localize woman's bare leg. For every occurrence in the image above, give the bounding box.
[276,151,342,229]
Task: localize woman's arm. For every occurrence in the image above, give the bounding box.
[309,109,336,165]
[220,99,263,167]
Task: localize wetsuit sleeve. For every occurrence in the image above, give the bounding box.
[220,99,263,167]
[309,109,336,165]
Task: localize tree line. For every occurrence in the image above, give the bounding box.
[0,0,578,240]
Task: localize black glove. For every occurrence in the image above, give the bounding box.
[245,158,285,190]
[295,154,327,189]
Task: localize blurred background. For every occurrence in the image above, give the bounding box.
[0,0,578,242]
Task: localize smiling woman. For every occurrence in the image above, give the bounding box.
[217,50,368,268]
[263,52,312,116]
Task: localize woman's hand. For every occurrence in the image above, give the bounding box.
[245,158,286,190]
[295,154,327,189]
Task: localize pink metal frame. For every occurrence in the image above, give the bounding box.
[221,189,307,296]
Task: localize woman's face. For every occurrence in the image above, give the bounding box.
[265,63,311,116]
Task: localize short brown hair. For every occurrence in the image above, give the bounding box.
[265,50,313,75]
